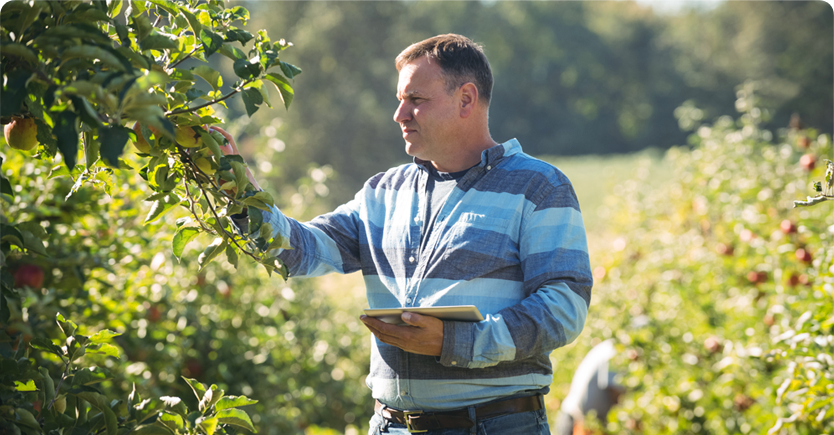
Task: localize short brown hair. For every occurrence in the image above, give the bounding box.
[396,34,493,105]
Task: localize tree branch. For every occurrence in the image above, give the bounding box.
[165,80,254,116]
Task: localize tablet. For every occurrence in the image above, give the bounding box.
[364,305,484,325]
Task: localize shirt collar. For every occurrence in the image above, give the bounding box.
[413,138,522,171]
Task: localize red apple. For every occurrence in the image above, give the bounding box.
[704,336,723,354]
[184,358,203,377]
[800,154,816,171]
[764,314,775,326]
[739,229,756,243]
[796,248,813,263]
[147,305,162,323]
[787,273,800,287]
[716,243,734,256]
[747,271,767,284]
[13,264,44,289]
[799,274,812,286]
[780,220,797,234]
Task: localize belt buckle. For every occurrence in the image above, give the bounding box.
[404,410,427,433]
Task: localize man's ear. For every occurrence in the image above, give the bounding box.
[459,82,479,118]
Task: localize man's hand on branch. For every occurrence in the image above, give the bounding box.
[209,126,262,191]
[360,312,444,356]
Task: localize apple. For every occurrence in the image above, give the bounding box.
[795,248,813,263]
[185,358,203,377]
[739,229,756,243]
[800,154,816,171]
[797,136,810,149]
[704,336,723,354]
[716,243,734,256]
[764,314,775,326]
[733,394,755,412]
[175,126,204,148]
[132,122,152,153]
[147,305,162,323]
[53,395,67,414]
[194,156,215,175]
[780,219,797,234]
[747,270,767,284]
[4,117,39,151]
[13,264,44,289]
[626,349,640,361]
[787,273,800,287]
[799,274,812,286]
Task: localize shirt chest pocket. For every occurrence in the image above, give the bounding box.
[440,213,514,278]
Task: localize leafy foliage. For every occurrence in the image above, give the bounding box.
[584,83,833,433]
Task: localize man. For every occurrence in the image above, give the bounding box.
[554,340,625,435]
[228,34,592,434]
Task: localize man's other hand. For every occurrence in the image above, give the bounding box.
[360,312,443,356]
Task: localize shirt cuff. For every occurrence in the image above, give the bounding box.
[438,320,475,368]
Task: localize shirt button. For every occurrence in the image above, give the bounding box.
[406,297,412,304]
[451,361,457,365]
[408,256,415,263]
[401,391,408,396]
[486,165,492,170]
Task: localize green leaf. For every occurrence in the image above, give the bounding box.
[233,58,262,80]
[160,396,189,417]
[132,424,175,435]
[214,396,258,411]
[87,343,121,359]
[1,42,39,65]
[198,238,226,269]
[21,230,49,256]
[192,65,223,92]
[264,73,294,110]
[99,124,132,167]
[77,392,118,435]
[84,132,100,169]
[225,244,239,269]
[14,380,37,392]
[56,313,78,337]
[173,227,201,260]
[147,0,180,15]
[224,28,254,45]
[53,111,79,169]
[29,337,63,356]
[199,415,219,435]
[218,44,247,61]
[145,193,181,224]
[266,234,292,252]
[0,224,24,248]
[198,129,223,158]
[216,408,256,432]
[279,61,302,79]
[198,384,224,414]
[15,408,40,429]
[156,411,184,432]
[241,88,263,117]
[199,29,225,57]
[0,70,30,118]
[140,32,179,51]
[72,367,111,387]
[182,377,207,401]
[227,6,250,22]
[88,330,121,343]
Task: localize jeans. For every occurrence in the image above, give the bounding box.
[367,408,550,435]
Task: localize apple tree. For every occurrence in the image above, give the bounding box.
[0,0,313,433]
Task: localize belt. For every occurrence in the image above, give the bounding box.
[374,394,543,433]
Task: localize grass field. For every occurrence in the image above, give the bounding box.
[540,149,673,235]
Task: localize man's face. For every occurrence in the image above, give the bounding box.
[393,57,461,164]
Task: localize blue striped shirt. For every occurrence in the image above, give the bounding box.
[261,139,592,411]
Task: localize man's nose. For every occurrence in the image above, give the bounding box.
[393,101,410,123]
